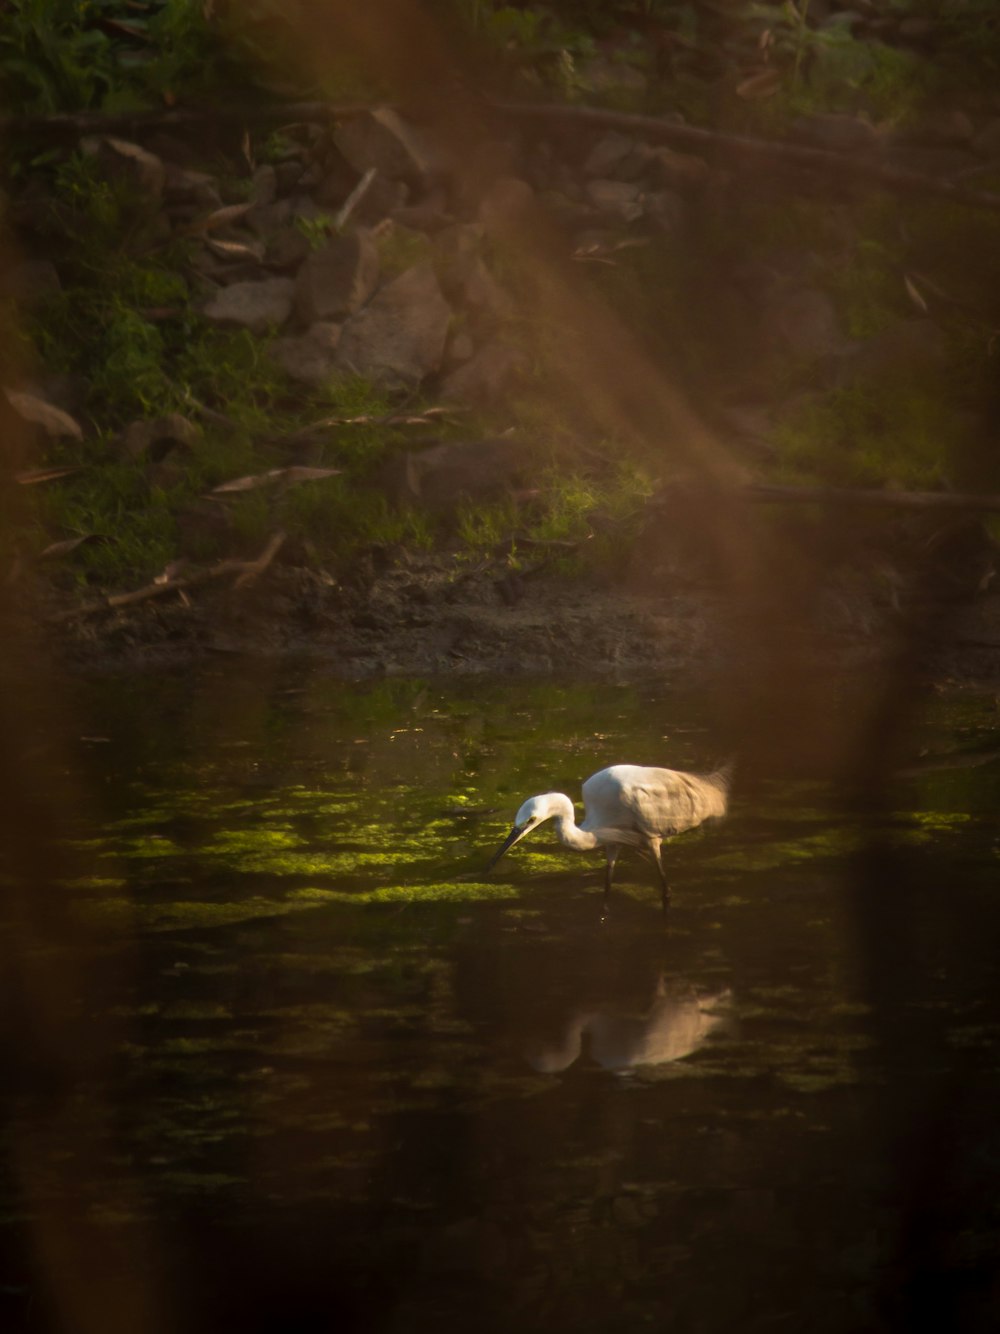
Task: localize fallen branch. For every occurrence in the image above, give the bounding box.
[740,483,1000,513]
[495,101,1000,215]
[233,530,286,589]
[0,101,378,140]
[49,531,287,623]
[11,94,999,216]
[653,481,1000,514]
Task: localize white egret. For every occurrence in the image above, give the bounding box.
[487,761,733,907]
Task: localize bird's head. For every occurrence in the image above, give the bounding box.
[486,792,570,871]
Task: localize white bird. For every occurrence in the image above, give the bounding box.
[487,761,732,906]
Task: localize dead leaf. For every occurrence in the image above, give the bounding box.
[5,389,83,440]
[211,466,341,495]
[904,273,929,313]
[39,535,107,560]
[154,559,188,585]
[15,466,83,485]
[185,201,253,236]
[205,236,266,262]
[280,466,343,484]
[574,236,651,263]
[96,17,152,41]
[736,68,782,100]
[211,472,274,494]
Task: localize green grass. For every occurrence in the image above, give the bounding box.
[13,40,1000,593]
[771,383,961,490]
[34,456,179,583]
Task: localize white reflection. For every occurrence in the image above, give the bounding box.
[526,976,732,1074]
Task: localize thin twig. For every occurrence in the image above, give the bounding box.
[334,167,377,230]
[233,530,286,589]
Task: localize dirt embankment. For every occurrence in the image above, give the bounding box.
[36,538,1000,685]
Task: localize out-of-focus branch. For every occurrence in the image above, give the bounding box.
[496,101,1000,214]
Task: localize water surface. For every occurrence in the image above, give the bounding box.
[3,665,999,1332]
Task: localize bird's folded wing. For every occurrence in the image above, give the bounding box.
[590,826,644,847]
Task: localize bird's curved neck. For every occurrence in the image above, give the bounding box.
[551,803,599,852]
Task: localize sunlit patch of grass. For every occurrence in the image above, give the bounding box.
[454,497,521,555]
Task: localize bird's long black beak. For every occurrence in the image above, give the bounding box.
[486,822,532,872]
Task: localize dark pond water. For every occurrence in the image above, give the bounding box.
[2,663,1000,1333]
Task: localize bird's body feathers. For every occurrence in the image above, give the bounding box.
[581,764,730,840]
[488,759,732,907]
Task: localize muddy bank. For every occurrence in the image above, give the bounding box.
[36,550,1000,684]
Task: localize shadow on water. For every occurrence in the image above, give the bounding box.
[1,660,1000,1332]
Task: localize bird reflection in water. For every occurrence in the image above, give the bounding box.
[525,976,732,1075]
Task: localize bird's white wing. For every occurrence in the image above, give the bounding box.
[610,773,730,832]
[586,825,643,848]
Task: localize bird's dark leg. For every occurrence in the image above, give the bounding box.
[601,845,620,918]
[647,836,670,911]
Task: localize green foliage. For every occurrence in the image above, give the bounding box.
[10,3,1000,590]
[284,484,436,558]
[454,497,522,555]
[450,458,654,578]
[35,454,178,583]
[803,34,923,120]
[922,0,1000,87]
[771,382,961,490]
[0,0,121,114]
[0,0,220,115]
[377,225,432,278]
[294,213,335,251]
